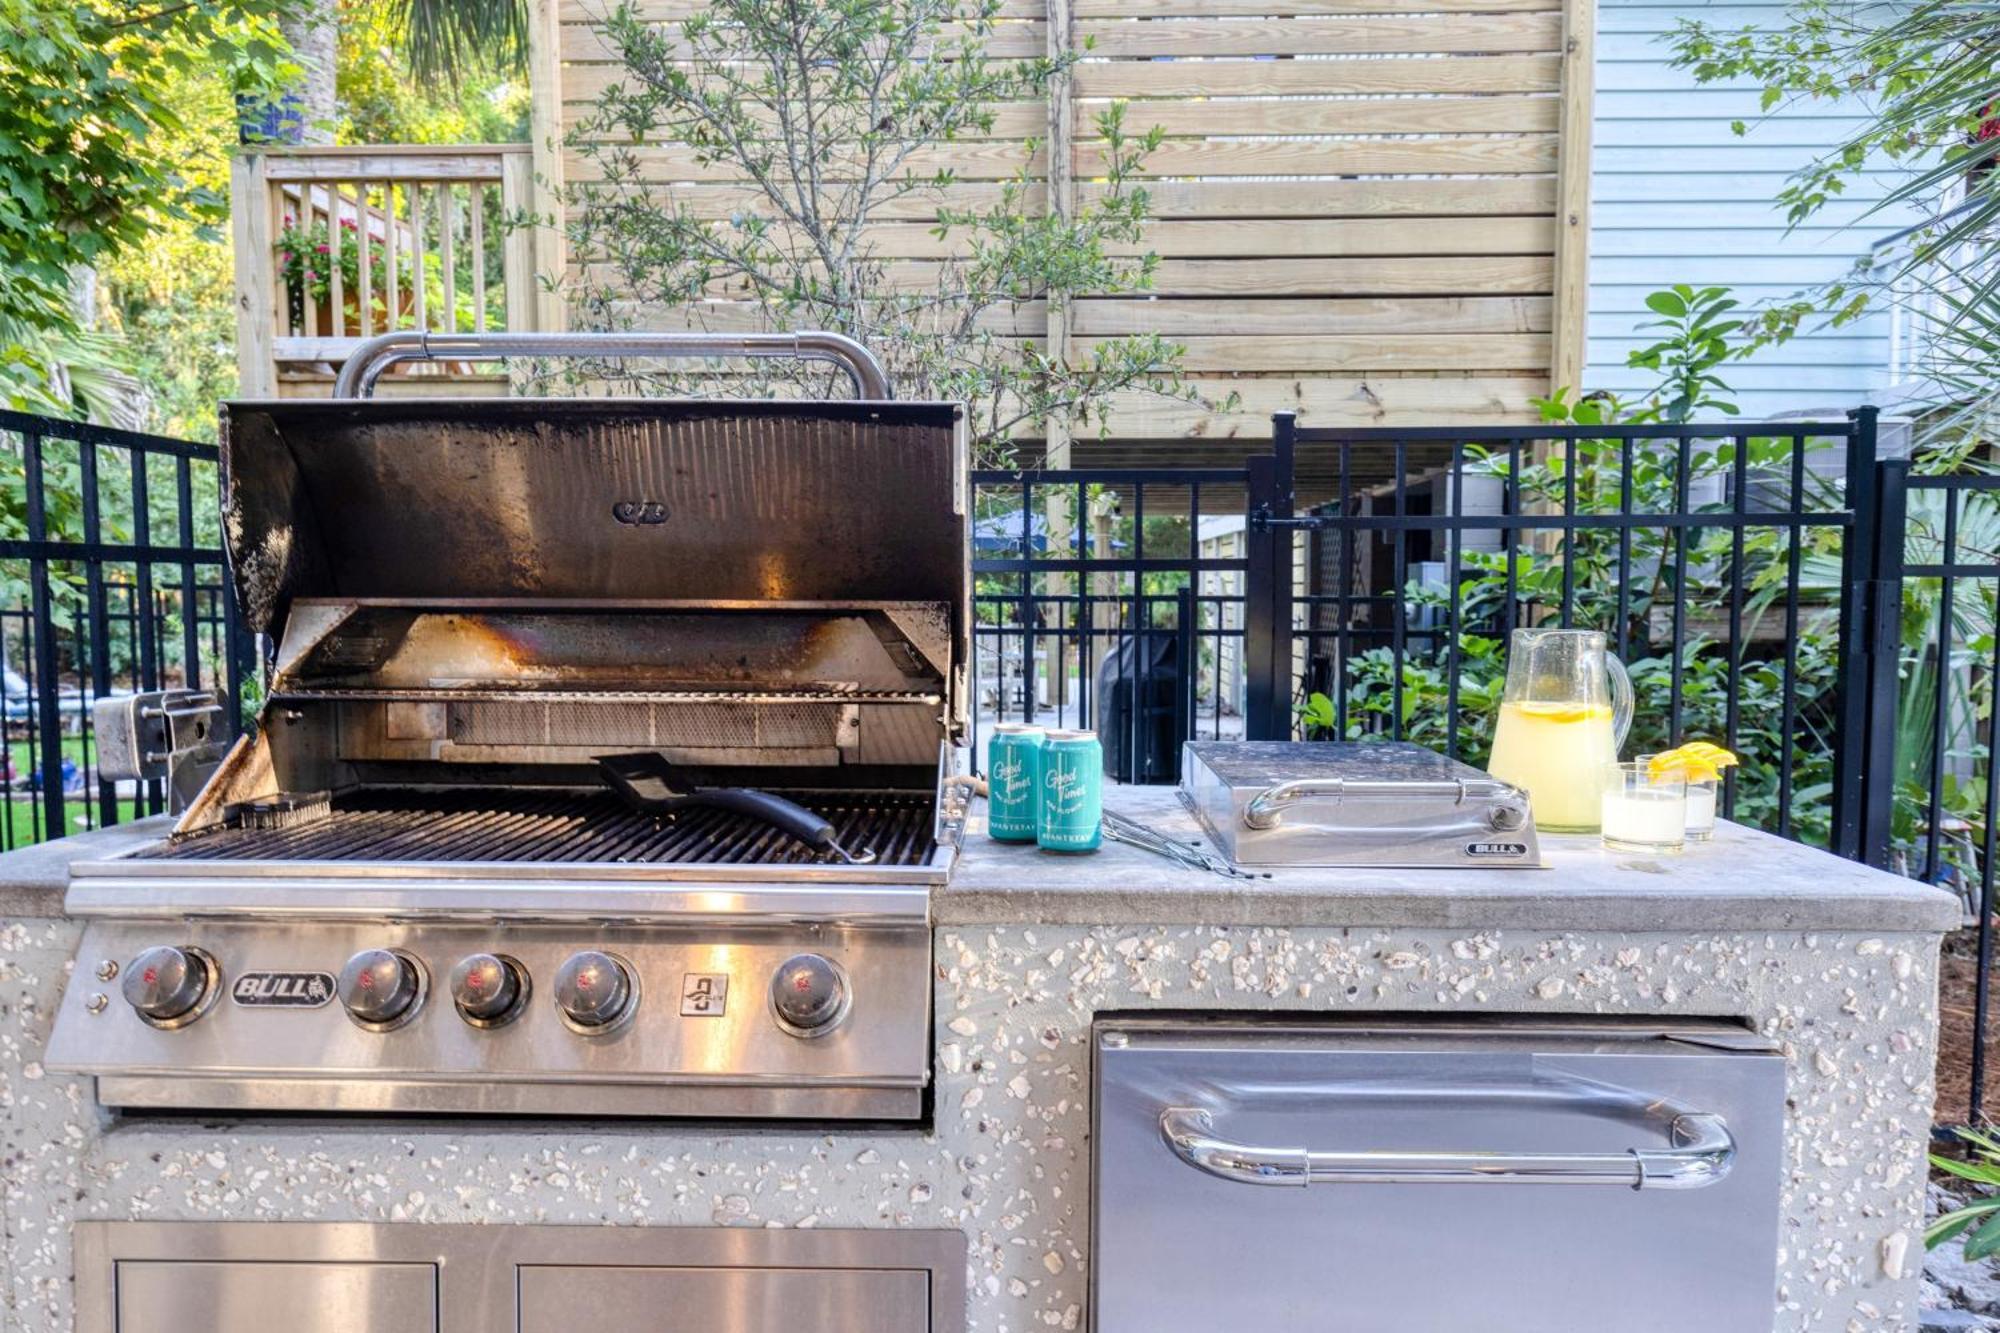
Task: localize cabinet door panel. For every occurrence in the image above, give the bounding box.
[517,1265,929,1333]
[116,1261,437,1333]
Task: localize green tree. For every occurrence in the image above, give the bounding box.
[562,0,1194,462]
[0,0,299,418]
[1667,1,2000,392]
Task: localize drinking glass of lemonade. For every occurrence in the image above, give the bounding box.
[1601,762,1687,854]
[1487,628,1633,833]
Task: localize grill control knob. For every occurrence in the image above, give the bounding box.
[122,945,211,1024]
[449,953,524,1024]
[554,951,634,1030]
[338,949,422,1027]
[770,953,848,1036]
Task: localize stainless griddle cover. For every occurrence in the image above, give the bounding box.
[1180,741,1542,868]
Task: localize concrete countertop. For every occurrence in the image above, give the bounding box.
[0,816,172,918]
[0,793,1959,934]
[939,786,1964,934]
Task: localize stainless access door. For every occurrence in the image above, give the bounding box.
[519,1266,930,1332]
[1092,1016,1786,1333]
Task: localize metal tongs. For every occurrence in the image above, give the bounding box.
[596,753,877,865]
[1101,809,1256,880]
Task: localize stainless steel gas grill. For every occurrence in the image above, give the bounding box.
[45,333,970,1120]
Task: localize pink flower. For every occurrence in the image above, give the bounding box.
[279,251,292,263]
[315,243,329,253]
[283,214,294,226]
[305,270,317,281]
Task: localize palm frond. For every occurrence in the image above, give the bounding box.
[389,0,530,87]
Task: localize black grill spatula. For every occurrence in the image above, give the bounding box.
[595,752,876,865]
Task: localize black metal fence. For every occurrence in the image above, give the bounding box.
[1271,411,1877,852]
[971,413,1879,854]
[8,405,2000,1121]
[1859,460,2000,1125]
[970,464,1261,782]
[0,410,251,847]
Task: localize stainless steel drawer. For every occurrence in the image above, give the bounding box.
[519,1266,930,1332]
[115,1260,437,1333]
[1091,1016,1785,1332]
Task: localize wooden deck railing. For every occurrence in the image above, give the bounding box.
[230,145,548,397]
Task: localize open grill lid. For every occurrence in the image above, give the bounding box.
[220,397,969,633]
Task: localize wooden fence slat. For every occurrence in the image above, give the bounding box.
[561,19,1046,63]
[384,180,401,331]
[1087,95,1557,138]
[411,182,428,331]
[564,141,1045,183]
[327,183,345,339]
[471,183,487,333]
[1075,135,1559,178]
[358,182,374,337]
[1073,295,1552,336]
[1135,256,1553,297]
[1077,14,1563,56]
[576,0,1042,16]
[604,255,1549,299]
[582,216,1551,263]
[1105,375,1549,434]
[1103,178,1557,218]
[1072,54,1560,97]
[609,299,1048,335]
[1081,332,1552,372]
[441,183,458,334]
[1075,0,1559,12]
[265,153,511,182]
[585,181,1039,220]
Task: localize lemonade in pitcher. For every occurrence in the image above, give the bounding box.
[1486,629,1631,833]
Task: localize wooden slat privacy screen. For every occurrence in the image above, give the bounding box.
[538,0,1593,444]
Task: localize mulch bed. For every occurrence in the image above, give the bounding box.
[1938,928,2000,1127]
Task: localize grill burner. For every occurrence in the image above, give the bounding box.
[156,787,938,868]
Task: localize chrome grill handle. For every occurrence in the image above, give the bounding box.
[332,330,893,400]
[1158,1105,1735,1191]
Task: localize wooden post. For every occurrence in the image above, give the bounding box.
[1042,0,1078,714]
[231,153,277,398]
[1549,0,1596,401]
[527,0,566,331]
[502,151,538,333]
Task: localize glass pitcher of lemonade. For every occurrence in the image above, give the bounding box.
[1487,628,1633,833]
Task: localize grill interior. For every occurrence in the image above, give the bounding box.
[153,787,938,867]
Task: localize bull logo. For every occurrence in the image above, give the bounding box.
[611,500,669,526]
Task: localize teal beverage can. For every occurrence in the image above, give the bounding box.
[1037,729,1103,853]
[986,723,1046,843]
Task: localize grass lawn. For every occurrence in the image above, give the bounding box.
[0,731,150,849]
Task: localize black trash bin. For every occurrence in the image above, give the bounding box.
[1094,630,1182,783]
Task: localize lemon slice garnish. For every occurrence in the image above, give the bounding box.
[1648,743,1740,783]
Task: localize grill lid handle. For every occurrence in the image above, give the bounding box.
[1159,1088,1735,1191]
[332,330,893,400]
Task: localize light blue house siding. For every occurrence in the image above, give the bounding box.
[1587,0,1923,419]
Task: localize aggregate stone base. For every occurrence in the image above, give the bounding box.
[2,917,1941,1332]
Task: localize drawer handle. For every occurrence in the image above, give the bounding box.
[1158,1104,1735,1191]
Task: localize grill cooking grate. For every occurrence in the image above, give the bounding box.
[156,787,938,867]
